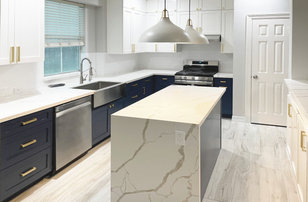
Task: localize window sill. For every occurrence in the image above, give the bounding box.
[43,72,80,83]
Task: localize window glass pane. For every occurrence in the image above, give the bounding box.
[44,47,61,76]
[62,47,80,73]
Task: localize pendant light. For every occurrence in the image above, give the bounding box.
[185,0,209,44]
[139,0,191,43]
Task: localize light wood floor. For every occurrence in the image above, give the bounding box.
[12,119,301,202]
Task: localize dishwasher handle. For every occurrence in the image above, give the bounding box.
[56,101,91,118]
[55,96,91,113]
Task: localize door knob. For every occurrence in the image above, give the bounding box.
[252,75,258,79]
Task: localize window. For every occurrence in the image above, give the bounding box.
[44,0,85,76]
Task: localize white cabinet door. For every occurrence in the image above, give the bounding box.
[222,0,234,10]
[200,0,222,10]
[145,12,160,52]
[123,8,133,53]
[132,11,147,52]
[146,0,159,12]
[221,10,233,53]
[297,115,307,202]
[14,0,44,63]
[0,0,12,65]
[199,11,221,34]
[176,11,199,29]
[177,0,198,12]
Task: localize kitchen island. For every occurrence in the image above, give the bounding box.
[111,85,225,202]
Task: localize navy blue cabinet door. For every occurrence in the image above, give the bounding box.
[92,105,109,146]
[154,76,175,92]
[214,78,233,118]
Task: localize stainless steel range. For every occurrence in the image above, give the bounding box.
[175,60,219,86]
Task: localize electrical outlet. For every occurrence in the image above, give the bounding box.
[175,130,186,146]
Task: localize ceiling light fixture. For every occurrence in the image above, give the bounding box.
[185,0,209,44]
[139,0,191,43]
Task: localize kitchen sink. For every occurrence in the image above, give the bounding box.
[74,81,125,108]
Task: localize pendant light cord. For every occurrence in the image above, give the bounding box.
[164,0,166,10]
[189,0,191,20]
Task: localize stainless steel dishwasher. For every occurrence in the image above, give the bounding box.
[55,96,92,172]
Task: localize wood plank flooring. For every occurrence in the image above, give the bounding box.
[12,119,301,202]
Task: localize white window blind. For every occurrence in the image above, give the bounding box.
[45,0,85,47]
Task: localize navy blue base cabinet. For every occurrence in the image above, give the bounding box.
[92,98,126,146]
[0,109,53,201]
[214,78,233,118]
[92,75,174,147]
[154,75,175,92]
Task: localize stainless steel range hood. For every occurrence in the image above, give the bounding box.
[204,35,221,42]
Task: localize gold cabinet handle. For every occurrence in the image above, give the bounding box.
[174,44,177,52]
[143,87,146,95]
[301,131,307,152]
[220,81,227,83]
[10,47,15,63]
[16,46,20,62]
[145,79,151,82]
[21,118,38,126]
[221,43,224,52]
[162,78,168,81]
[131,44,135,53]
[288,104,292,118]
[109,105,112,108]
[21,167,37,177]
[131,95,138,99]
[21,139,37,148]
[155,44,158,52]
[131,83,138,87]
[112,104,115,107]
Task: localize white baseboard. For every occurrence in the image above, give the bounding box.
[231,116,248,122]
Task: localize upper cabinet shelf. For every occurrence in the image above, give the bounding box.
[107,0,234,54]
[0,0,44,66]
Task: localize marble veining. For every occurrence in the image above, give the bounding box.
[111,117,200,202]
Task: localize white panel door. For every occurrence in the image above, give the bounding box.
[14,0,44,63]
[251,18,290,126]
[176,11,199,29]
[176,0,198,12]
[221,10,233,53]
[123,8,133,53]
[297,115,307,202]
[199,11,221,34]
[200,0,222,10]
[222,0,234,10]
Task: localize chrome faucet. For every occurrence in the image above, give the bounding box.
[80,58,94,84]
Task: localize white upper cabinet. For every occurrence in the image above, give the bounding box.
[0,0,44,66]
[124,0,146,11]
[14,0,44,64]
[222,0,233,10]
[0,0,11,65]
[221,10,233,53]
[123,8,133,53]
[200,0,222,10]
[199,10,221,34]
[176,0,198,12]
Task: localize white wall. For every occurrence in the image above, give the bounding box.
[291,0,308,79]
[138,43,233,72]
[233,0,290,118]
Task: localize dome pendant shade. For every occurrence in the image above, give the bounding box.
[185,19,209,44]
[139,11,191,43]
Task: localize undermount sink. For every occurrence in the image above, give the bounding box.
[74,81,125,108]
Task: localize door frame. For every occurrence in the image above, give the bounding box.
[245,13,290,123]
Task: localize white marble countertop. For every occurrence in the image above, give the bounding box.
[0,88,94,123]
[214,73,233,78]
[0,69,177,123]
[113,85,225,125]
[285,79,308,129]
